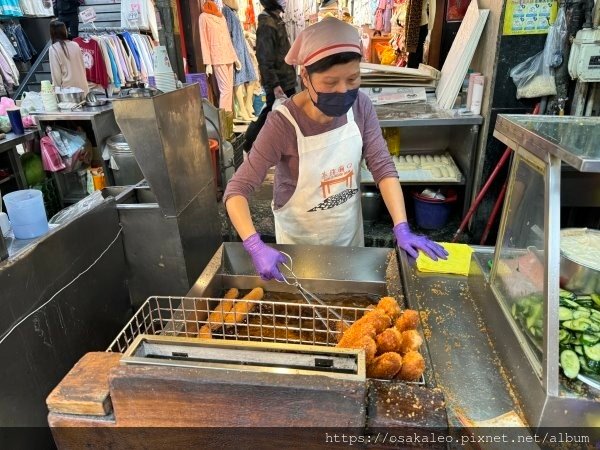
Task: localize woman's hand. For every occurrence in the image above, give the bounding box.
[243,233,286,281]
[393,222,448,261]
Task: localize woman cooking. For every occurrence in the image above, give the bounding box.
[225,18,447,281]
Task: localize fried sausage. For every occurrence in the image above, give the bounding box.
[203,288,239,332]
[396,351,425,381]
[399,330,423,354]
[198,325,212,339]
[375,327,403,354]
[395,309,420,332]
[376,297,402,321]
[337,334,377,365]
[223,287,263,324]
[367,352,403,379]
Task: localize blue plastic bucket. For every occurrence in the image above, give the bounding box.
[3,189,49,239]
[412,190,457,230]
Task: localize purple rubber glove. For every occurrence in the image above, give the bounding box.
[242,233,286,281]
[393,222,449,261]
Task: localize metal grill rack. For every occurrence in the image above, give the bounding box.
[108,296,426,385]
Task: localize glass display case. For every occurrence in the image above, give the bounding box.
[490,114,600,428]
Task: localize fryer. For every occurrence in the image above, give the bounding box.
[46,244,448,446]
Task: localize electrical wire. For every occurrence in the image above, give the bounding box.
[0,227,123,346]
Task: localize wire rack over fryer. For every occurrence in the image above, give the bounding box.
[108,296,370,353]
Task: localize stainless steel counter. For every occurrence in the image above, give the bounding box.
[32,103,114,121]
[398,247,524,425]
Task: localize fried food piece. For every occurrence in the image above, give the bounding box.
[223,287,263,325]
[396,351,425,381]
[334,320,351,342]
[203,288,239,332]
[367,352,403,379]
[337,334,377,365]
[354,308,392,335]
[395,309,420,332]
[375,327,403,354]
[198,325,212,339]
[376,297,402,321]
[337,322,377,348]
[399,330,423,354]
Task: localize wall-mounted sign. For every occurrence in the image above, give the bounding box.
[503,0,558,35]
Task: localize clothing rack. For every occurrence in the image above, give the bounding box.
[79,26,147,34]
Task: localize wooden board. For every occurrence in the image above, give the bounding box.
[109,364,367,427]
[46,352,122,416]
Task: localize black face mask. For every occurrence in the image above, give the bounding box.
[307,75,359,117]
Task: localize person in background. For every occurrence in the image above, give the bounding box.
[49,21,89,95]
[53,0,83,39]
[243,0,296,151]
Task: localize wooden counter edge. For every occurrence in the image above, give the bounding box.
[47,352,122,416]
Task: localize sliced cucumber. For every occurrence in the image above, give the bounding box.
[562,319,600,333]
[580,334,600,346]
[579,356,595,374]
[511,303,517,318]
[574,345,584,356]
[574,308,591,319]
[591,293,600,308]
[560,289,576,300]
[560,350,580,379]
[559,329,570,343]
[587,358,600,373]
[576,300,594,308]
[526,303,543,328]
[590,309,600,321]
[577,295,593,301]
[583,343,600,361]
[559,307,574,321]
[560,299,580,309]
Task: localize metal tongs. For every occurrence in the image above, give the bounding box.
[277,252,344,329]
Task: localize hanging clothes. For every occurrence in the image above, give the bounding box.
[243,0,255,30]
[73,37,110,88]
[121,0,159,42]
[0,28,16,58]
[0,0,23,17]
[19,0,52,16]
[3,22,36,61]
[223,5,256,86]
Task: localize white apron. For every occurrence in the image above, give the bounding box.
[273,104,364,246]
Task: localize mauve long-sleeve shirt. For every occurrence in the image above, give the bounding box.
[224,91,399,209]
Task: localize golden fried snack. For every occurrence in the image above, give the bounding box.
[375,327,403,354]
[396,351,425,381]
[223,287,263,325]
[203,288,239,332]
[376,297,402,321]
[399,330,423,354]
[367,352,403,379]
[337,322,377,348]
[395,309,420,332]
[354,308,391,335]
[197,325,212,339]
[337,334,377,365]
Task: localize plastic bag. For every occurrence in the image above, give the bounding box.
[0,116,10,133]
[0,97,15,115]
[47,127,87,157]
[40,136,66,172]
[21,91,44,114]
[510,8,567,99]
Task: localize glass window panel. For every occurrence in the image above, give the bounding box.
[492,156,545,361]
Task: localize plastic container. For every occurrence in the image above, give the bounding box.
[412,189,457,230]
[3,189,49,239]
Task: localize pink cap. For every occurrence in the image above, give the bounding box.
[285,18,362,67]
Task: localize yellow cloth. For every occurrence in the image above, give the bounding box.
[416,243,473,276]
